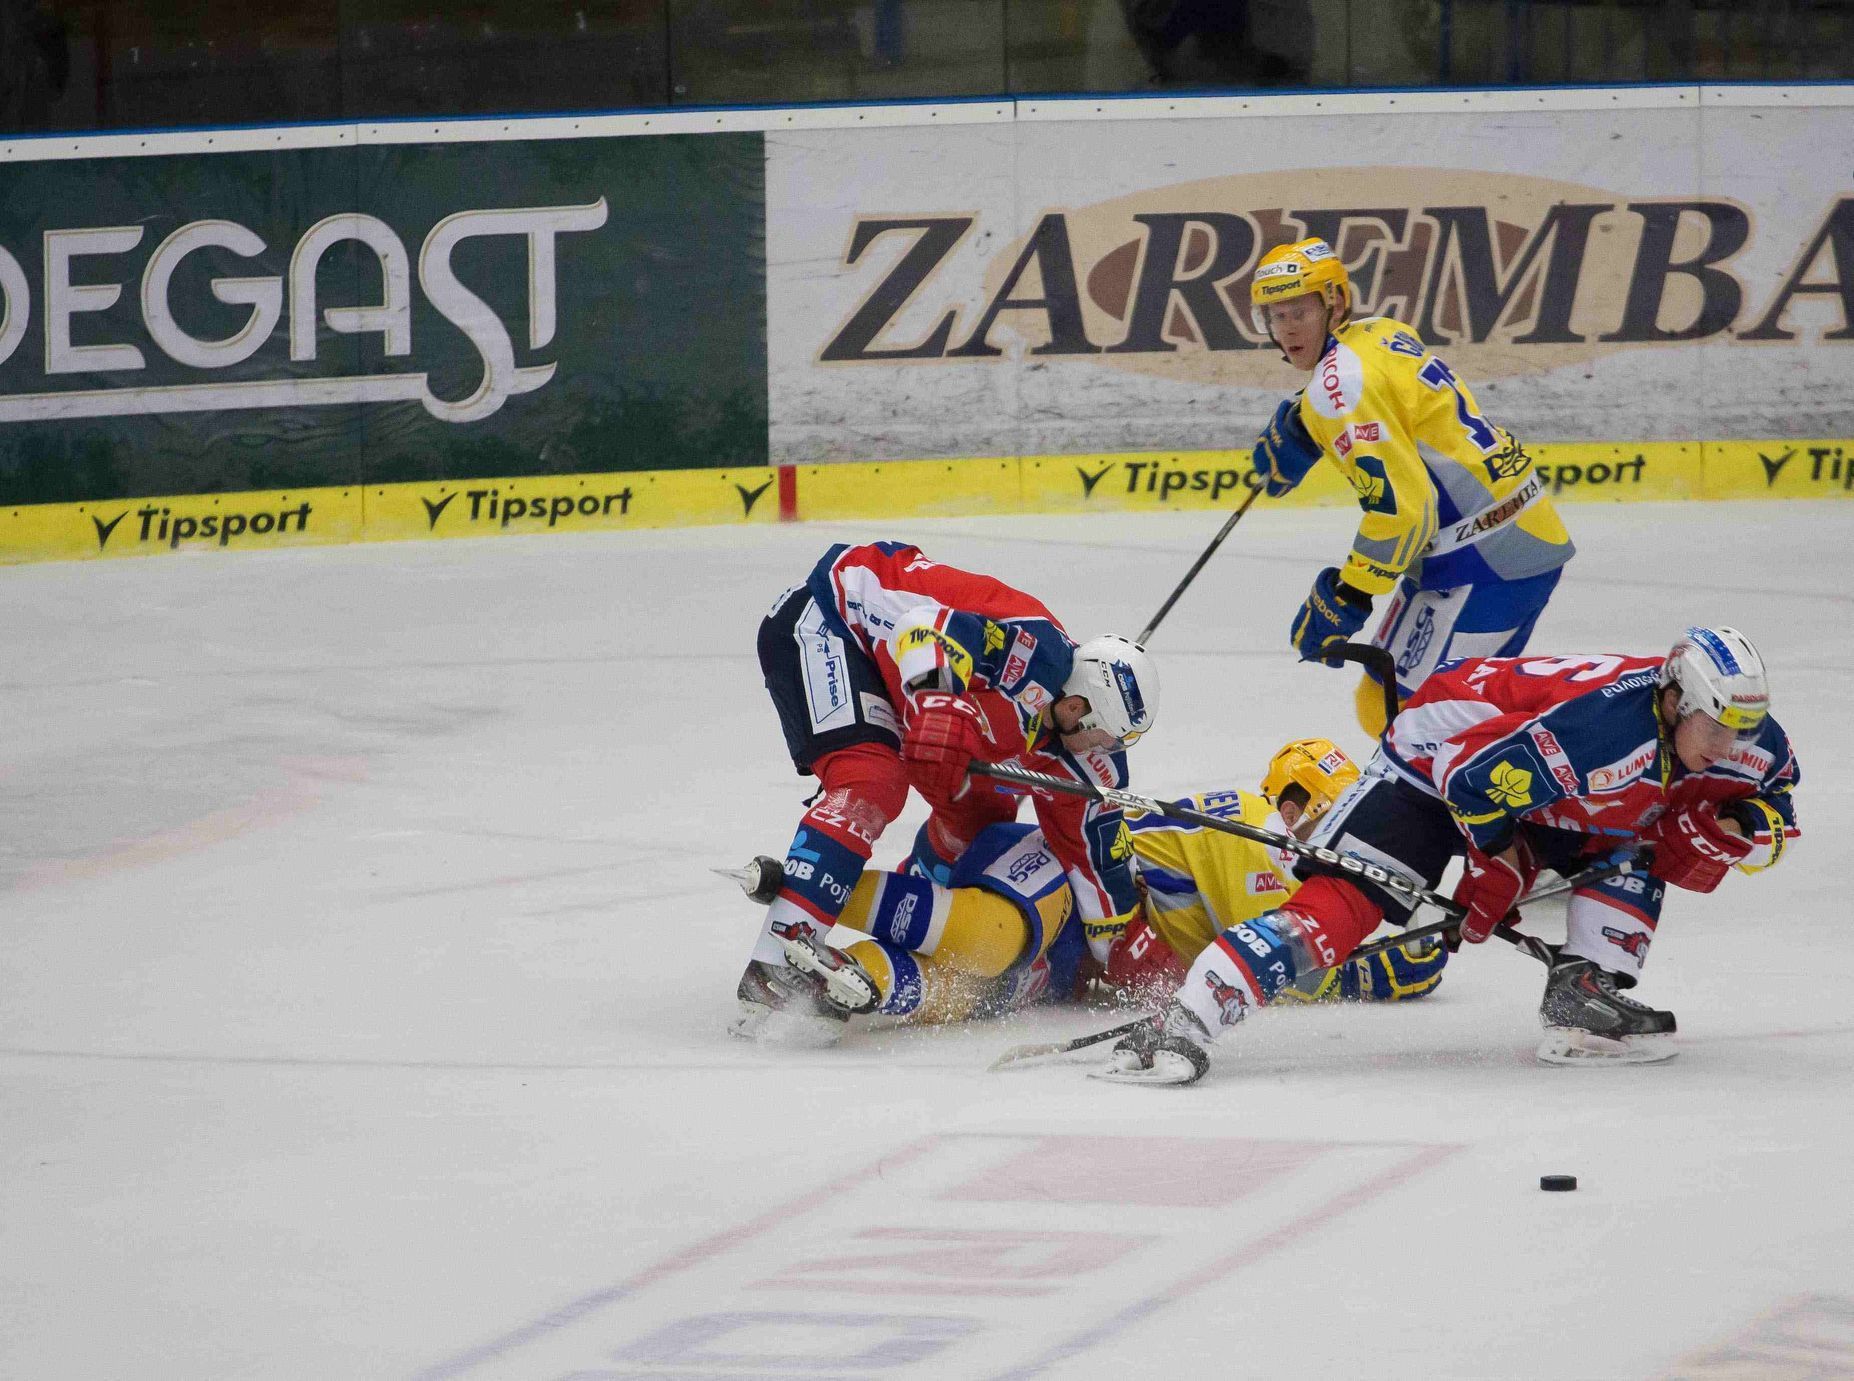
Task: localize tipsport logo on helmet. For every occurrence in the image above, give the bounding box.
[817,167,1854,387]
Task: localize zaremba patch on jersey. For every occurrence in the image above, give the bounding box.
[1308,342,1366,419]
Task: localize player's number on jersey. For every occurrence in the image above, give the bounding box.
[1417,356,1500,455]
[1517,655,1626,683]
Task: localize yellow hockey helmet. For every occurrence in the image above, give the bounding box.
[1260,738,1360,824]
[1249,238,1351,335]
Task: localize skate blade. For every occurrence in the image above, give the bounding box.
[728,1000,844,1049]
[714,861,779,902]
[1087,1053,1205,1087]
[1537,1027,1677,1066]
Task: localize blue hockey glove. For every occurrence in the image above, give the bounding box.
[1252,395,1322,498]
[1290,567,1372,662]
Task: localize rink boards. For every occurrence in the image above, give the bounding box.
[2,437,1848,563]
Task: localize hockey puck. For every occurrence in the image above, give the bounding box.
[1539,1175,1577,1192]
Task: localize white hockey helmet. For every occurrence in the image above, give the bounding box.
[1660,626,1770,733]
[1062,635,1159,745]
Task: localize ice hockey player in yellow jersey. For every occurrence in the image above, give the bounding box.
[1104,738,1444,1005]
[1248,237,1576,734]
[733,739,1445,1038]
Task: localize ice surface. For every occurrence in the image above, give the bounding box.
[3,502,1851,1380]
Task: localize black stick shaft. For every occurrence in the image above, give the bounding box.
[1346,857,1636,964]
[970,758,1466,918]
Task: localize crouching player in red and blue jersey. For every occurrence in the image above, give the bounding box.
[738,540,1160,1046]
[1105,627,1799,1084]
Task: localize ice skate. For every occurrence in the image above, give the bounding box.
[779,932,881,1016]
[1537,956,1677,1065]
[730,956,850,1047]
[1091,1004,1213,1086]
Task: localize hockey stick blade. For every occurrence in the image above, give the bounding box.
[970,759,1465,918]
[1322,641,1401,729]
[988,1017,1154,1071]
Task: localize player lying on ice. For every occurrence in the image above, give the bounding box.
[729,738,1448,1039]
[1246,236,1575,734]
[1100,627,1800,1085]
[735,540,1159,1046]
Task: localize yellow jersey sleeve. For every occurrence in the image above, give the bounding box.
[1294,317,1572,596]
[1128,789,1299,963]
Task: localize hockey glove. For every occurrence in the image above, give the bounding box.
[1252,395,1322,498]
[1103,913,1189,1001]
[1649,802,1750,894]
[1454,841,1536,945]
[902,692,985,803]
[1290,567,1373,663]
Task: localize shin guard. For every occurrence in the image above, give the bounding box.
[756,744,907,964]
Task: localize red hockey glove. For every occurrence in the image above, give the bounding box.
[902,692,985,802]
[1649,803,1751,894]
[1103,912,1188,1000]
[1454,842,1536,945]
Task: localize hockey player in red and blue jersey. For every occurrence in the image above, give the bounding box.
[737,541,1160,1045]
[1104,627,1799,1084]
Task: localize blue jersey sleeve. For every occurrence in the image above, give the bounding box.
[1442,685,1660,852]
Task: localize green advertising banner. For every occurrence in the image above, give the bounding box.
[0,131,766,506]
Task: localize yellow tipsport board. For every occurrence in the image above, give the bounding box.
[0,486,364,564]
[797,458,1021,521]
[362,468,780,543]
[1529,442,1701,503]
[0,442,1847,566]
[1703,440,1854,500]
[1021,450,1352,512]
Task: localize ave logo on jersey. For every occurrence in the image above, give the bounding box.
[1528,726,1582,795]
[1002,628,1038,689]
[1332,420,1382,459]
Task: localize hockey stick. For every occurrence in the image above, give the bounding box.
[1321,640,1401,729]
[988,1017,1155,1071]
[1345,853,1642,966]
[971,759,1466,917]
[986,858,1633,1070]
[1136,483,1263,644]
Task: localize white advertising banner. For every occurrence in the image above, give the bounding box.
[767,88,1854,463]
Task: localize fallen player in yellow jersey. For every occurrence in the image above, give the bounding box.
[728,739,1446,1043]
